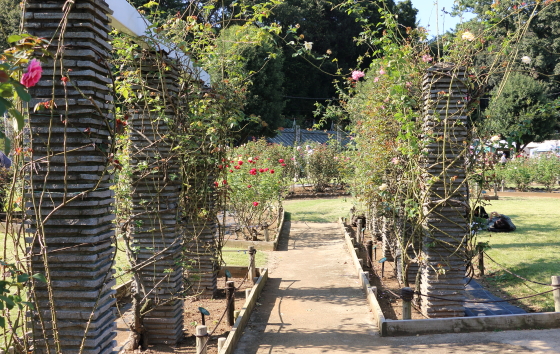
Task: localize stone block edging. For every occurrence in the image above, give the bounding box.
[223,209,285,251]
[218,268,269,354]
[338,218,560,336]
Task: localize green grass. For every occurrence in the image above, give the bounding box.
[283,197,354,223]
[221,247,268,268]
[477,196,560,311]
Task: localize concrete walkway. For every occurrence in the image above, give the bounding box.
[234,221,560,354]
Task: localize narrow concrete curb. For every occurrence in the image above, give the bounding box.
[339,218,386,331]
[223,209,285,251]
[338,218,560,336]
[218,268,269,354]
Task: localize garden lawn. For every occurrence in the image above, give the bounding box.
[221,247,268,268]
[283,197,354,223]
[477,195,560,312]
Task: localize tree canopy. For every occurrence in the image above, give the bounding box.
[482,73,559,151]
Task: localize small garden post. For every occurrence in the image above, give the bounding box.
[226,280,235,326]
[196,325,208,354]
[366,240,373,268]
[249,246,257,284]
[478,242,485,276]
[552,276,560,312]
[401,287,414,320]
[357,218,363,244]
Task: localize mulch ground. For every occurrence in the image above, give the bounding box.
[122,276,253,353]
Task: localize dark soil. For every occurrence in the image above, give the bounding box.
[122,277,253,353]
[351,228,425,320]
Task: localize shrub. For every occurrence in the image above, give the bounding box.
[502,157,535,191]
[224,140,290,239]
[534,153,560,192]
[304,142,342,192]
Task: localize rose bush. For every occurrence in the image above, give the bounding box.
[223,139,291,239]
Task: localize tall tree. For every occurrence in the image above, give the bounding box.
[212,25,285,141]
[482,73,559,151]
[254,0,418,125]
[0,0,21,50]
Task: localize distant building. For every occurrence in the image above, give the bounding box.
[267,126,352,147]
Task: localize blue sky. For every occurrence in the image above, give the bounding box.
[408,0,477,35]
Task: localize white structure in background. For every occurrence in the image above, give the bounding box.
[524,140,560,157]
[106,0,211,87]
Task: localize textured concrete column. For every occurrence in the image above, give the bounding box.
[128,51,183,344]
[24,1,116,353]
[184,178,218,299]
[419,63,469,318]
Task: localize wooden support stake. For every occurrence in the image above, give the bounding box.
[478,242,485,276]
[552,276,560,312]
[248,246,256,284]
[196,325,208,354]
[366,240,373,268]
[226,281,235,326]
[264,226,269,242]
[357,219,363,244]
[218,337,226,352]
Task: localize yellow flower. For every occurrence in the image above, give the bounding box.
[461,31,475,41]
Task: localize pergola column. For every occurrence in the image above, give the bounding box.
[25,1,117,353]
[127,51,184,344]
[419,63,469,318]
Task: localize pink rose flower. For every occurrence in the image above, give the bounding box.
[351,70,365,81]
[379,68,386,75]
[278,159,284,163]
[21,59,42,88]
[253,201,259,207]
[422,54,433,63]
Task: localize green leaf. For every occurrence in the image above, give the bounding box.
[9,108,24,132]
[7,34,24,43]
[0,97,8,115]
[32,273,47,283]
[16,274,30,283]
[20,301,35,310]
[0,315,5,328]
[13,82,31,102]
[0,295,15,310]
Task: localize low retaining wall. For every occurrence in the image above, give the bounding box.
[223,209,285,251]
[338,218,560,336]
[218,268,269,354]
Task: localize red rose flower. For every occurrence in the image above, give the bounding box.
[253,201,259,207]
[279,159,284,163]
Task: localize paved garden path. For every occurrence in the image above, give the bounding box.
[234,221,560,354]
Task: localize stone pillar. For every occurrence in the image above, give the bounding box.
[24,1,116,353]
[419,63,469,318]
[128,52,183,344]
